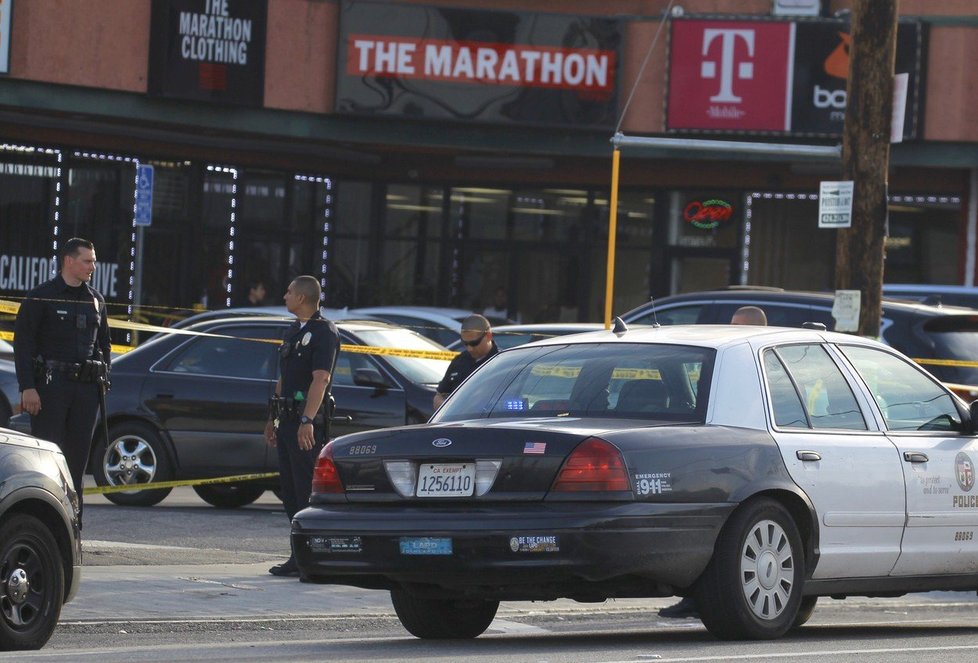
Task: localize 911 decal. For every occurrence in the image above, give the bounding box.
[635,472,672,496]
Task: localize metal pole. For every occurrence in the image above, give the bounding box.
[612,133,841,160]
[604,148,621,330]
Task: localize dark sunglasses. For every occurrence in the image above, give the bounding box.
[460,333,486,347]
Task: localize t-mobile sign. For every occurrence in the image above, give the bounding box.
[666,18,923,138]
[667,21,794,132]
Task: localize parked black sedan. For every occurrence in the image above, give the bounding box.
[0,427,81,650]
[87,317,451,508]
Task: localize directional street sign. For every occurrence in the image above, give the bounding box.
[818,180,853,228]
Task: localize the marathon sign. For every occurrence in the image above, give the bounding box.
[337,1,621,128]
[148,0,267,106]
[0,255,119,298]
[666,18,923,138]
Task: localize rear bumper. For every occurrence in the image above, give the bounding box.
[292,501,733,600]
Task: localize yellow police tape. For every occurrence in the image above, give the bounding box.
[8,297,978,368]
[0,298,459,361]
[84,471,280,496]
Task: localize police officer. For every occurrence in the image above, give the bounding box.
[264,275,340,577]
[14,237,111,524]
[433,314,499,409]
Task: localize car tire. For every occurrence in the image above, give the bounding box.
[93,422,174,507]
[193,483,265,509]
[792,595,818,629]
[390,589,499,639]
[0,514,65,651]
[694,498,804,640]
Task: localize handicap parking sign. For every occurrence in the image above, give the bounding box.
[135,164,154,227]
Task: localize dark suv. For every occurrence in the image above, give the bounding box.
[0,430,80,650]
[621,287,978,389]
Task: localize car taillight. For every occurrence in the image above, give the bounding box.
[551,437,629,492]
[311,443,343,494]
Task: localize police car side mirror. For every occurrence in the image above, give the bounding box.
[967,400,978,435]
[353,368,392,391]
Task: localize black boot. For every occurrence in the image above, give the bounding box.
[268,557,299,577]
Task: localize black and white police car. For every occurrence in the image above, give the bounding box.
[293,323,978,641]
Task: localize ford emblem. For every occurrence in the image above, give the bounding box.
[432,438,453,448]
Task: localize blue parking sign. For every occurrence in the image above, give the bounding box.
[135,164,154,227]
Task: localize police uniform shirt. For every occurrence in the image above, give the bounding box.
[14,274,111,391]
[436,342,499,396]
[279,310,340,403]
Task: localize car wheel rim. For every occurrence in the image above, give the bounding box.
[740,518,794,621]
[1,543,46,628]
[104,435,157,487]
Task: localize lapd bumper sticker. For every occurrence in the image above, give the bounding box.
[509,535,559,553]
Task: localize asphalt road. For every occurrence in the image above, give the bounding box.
[7,479,978,662]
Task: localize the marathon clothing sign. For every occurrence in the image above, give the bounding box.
[336,1,621,128]
[148,0,267,106]
[666,18,923,138]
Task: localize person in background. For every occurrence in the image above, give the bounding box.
[14,237,111,526]
[659,303,769,619]
[264,276,340,577]
[483,286,520,323]
[433,314,498,409]
[730,305,768,326]
[239,279,268,307]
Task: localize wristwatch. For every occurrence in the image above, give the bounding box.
[299,415,313,426]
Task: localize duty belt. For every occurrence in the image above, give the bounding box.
[269,394,335,428]
[38,358,108,384]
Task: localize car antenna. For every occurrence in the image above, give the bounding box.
[612,316,629,335]
[648,296,661,328]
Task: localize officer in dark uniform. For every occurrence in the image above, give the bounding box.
[264,275,340,577]
[14,237,111,523]
[433,314,499,409]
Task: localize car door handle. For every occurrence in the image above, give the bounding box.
[155,393,174,399]
[796,450,821,462]
[904,451,929,463]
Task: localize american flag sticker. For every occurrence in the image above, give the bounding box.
[523,441,547,455]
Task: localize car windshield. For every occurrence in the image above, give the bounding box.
[434,342,715,423]
[351,328,451,385]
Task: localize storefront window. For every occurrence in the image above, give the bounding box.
[885,195,961,284]
[136,162,194,324]
[200,169,235,308]
[0,153,58,300]
[381,185,444,304]
[592,190,656,320]
[332,180,375,307]
[744,193,830,290]
[234,171,288,306]
[62,158,135,341]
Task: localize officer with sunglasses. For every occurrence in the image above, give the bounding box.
[433,314,498,409]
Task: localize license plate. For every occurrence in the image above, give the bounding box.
[416,462,474,497]
[399,537,452,555]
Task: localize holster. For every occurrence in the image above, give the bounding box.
[269,394,334,434]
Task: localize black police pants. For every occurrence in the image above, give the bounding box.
[31,374,99,514]
[275,419,325,521]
